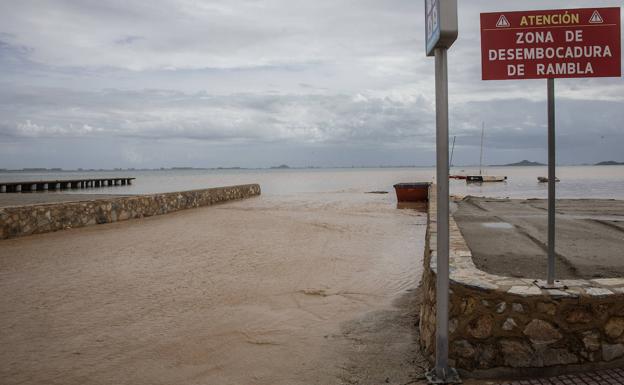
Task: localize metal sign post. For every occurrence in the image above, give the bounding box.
[424,1,458,383]
[547,78,556,285]
[480,7,621,287]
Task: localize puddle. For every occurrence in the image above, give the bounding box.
[481,222,514,229]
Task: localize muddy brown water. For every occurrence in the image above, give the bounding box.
[0,192,427,385]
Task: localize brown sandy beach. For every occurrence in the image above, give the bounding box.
[0,192,428,385]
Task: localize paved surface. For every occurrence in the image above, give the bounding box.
[496,367,624,385]
[0,193,129,208]
[453,197,624,279]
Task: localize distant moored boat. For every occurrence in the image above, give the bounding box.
[465,123,507,183]
[538,176,560,183]
[466,175,507,182]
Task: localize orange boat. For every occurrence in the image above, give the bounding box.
[393,182,430,202]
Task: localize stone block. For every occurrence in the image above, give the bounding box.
[605,317,624,339]
[566,309,593,324]
[523,319,562,345]
[508,285,542,297]
[537,302,556,316]
[449,318,458,334]
[460,297,479,315]
[582,330,601,352]
[602,343,624,361]
[451,340,475,359]
[502,318,518,331]
[585,287,613,297]
[499,339,533,368]
[534,347,578,366]
[476,344,497,369]
[467,315,494,339]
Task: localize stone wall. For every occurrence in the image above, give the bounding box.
[0,184,261,240]
[420,186,624,376]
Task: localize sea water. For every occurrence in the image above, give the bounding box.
[0,165,623,199]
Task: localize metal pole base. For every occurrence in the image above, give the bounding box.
[425,367,461,384]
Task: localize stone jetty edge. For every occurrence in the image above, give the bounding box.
[419,184,624,377]
[0,184,261,240]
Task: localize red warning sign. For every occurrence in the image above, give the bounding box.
[481,7,621,80]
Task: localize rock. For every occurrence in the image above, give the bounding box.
[580,350,598,362]
[460,297,479,315]
[476,344,497,369]
[535,347,578,366]
[508,285,542,297]
[481,299,490,307]
[585,287,613,297]
[593,304,610,318]
[468,315,494,339]
[602,343,624,361]
[451,340,475,359]
[566,309,593,324]
[523,319,562,345]
[582,331,601,352]
[537,302,556,316]
[496,302,507,314]
[449,318,458,334]
[499,339,533,367]
[502,318,518,331]
[605,317,624,339]
[512,303,525,313]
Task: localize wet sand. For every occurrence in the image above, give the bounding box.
[0,192,427,385]
[454,196,624,279]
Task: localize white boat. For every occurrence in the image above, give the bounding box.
[466,123,507,183]
[467,175,507,182]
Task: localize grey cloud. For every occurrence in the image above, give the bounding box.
[0,0,622,169]
[0,86,435,146]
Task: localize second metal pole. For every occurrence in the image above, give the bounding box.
[547,78,556,286]
[434,47,450,379]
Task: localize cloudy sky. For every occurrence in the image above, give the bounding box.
[0,0,622,169]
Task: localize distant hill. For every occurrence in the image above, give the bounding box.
[270,164,290,169]
[595,161,624,166]
[497,160,545,167]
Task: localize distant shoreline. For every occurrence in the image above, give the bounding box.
[2,162,623,173]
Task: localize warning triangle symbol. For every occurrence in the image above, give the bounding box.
[496,15,510,28]
[589,10,604,24]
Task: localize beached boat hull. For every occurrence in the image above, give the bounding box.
[393,182,430,202]
[466,175,507,182]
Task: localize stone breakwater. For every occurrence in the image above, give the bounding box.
[0,184,261,240]
[420,186,624,376]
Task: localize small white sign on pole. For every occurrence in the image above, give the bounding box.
[425,0,458,56]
